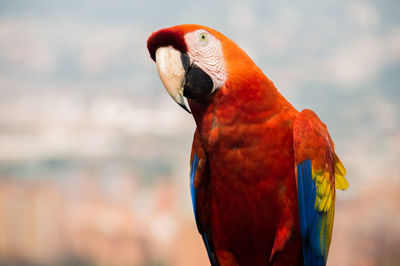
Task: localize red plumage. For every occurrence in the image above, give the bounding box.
[147,25,348,266]
[188,65,302,265]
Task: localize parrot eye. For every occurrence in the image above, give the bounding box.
[198,32,208,45]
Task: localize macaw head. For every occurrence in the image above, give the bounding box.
[147,24,264,113]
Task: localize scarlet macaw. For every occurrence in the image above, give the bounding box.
[147,24,349,266]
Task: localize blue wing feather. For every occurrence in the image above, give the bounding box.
[297,160,326,266]
[297,162,308,239]
[190,154,218,266]
[190,154,200,218]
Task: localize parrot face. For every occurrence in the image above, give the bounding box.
[148,25,227,112]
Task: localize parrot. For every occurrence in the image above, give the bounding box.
[147,24,349,266]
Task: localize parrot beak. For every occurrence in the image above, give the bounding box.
[155,46,191,113]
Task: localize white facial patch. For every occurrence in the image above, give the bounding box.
[184,30,227,91]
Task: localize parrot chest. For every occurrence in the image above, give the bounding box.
[202,109,295,176]
[200,110,299,259]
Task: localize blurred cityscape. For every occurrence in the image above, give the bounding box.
[0,0,399,265]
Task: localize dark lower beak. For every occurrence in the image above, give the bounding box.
[183,63,214,100]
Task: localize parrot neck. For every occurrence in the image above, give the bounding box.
[188,72,294,151]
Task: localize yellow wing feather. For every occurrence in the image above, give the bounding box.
[334,154,349,190]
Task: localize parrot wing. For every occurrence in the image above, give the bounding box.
[293,109,349,266]
[189,129,218,265]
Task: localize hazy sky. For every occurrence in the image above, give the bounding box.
[0,0,399,188]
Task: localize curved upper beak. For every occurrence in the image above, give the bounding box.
[155,46,191,113]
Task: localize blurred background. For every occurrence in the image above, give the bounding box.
[0,0,399,265]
